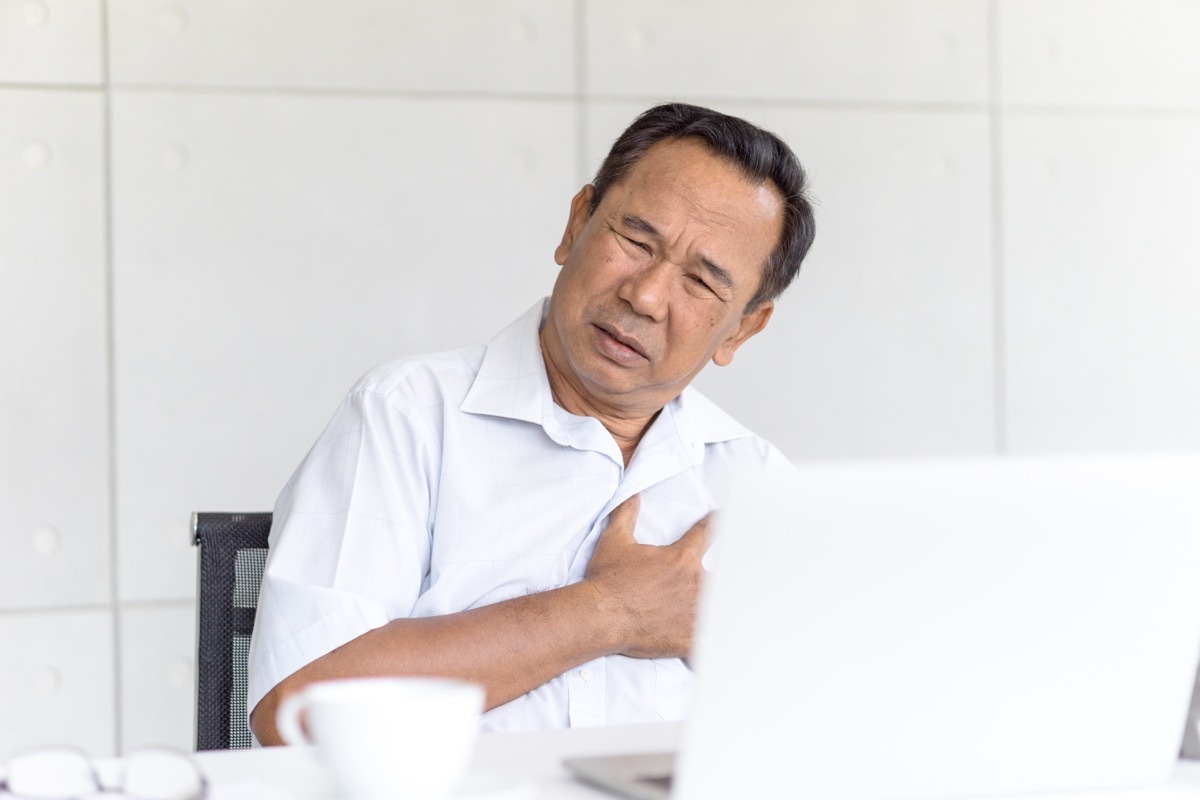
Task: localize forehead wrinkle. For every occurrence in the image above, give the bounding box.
[621,213,659,238]
[673,191,756,276]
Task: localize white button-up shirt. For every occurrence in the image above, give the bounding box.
[248,299,791,732]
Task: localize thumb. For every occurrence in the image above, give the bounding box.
[600,494,640,542]
[673,510,714,553]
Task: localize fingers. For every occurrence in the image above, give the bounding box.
[673,511,713,553]
[600,496,712,557]
[612,493,640,518]
[582,497,710,660]
[601,494,640,541]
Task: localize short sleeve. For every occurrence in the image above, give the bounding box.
[246,385,441,715]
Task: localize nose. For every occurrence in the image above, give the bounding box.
[616,259,670,322]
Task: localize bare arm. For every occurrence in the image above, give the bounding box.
[250,495,710,745]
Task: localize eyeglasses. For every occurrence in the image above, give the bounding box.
[0,747,206,800]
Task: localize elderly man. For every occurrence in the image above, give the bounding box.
[248,103,816,744]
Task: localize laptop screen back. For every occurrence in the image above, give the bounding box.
[676,454,1200,800]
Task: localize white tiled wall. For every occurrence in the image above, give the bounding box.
[107,0,574,93]
[1,87,111,613]
[586,0,990,104]
[0,0,102,84]
[118,605,195,752]
[0,611,115,755]
[998,0,1200,108]
[2,0,1197,757]
[1001,114,1200,452]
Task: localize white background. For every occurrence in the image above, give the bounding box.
[1,0,1198,755]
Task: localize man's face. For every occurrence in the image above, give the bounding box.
[542,137,784,414]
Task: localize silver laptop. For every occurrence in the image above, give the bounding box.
[567,454,1200,800]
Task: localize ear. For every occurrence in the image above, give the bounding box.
[554,185,596,266]
[712,301,773,367]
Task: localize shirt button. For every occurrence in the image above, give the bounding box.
[580,669,593,682]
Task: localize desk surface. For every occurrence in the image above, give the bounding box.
[193,722,1200,800]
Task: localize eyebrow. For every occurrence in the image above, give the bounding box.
[620,214,735,289]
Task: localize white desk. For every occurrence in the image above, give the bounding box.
[195,722,680,799]
[194,722,1200,800]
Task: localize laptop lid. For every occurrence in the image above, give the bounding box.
[671,454,1200,800]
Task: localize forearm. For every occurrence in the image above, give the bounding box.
[251,579,621,745]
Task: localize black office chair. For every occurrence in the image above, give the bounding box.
[192,511,273,750]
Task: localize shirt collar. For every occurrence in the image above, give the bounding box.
[459,298,755,451]
[459,299,548,426]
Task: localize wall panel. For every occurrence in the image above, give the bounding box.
[0,611,115,758]
[999,0,1200,108]
[119,605,195,752]
[1003,115,1200,452]
[0,0,102,85]
[0,89,110,610]
[108,0,574,93]
[587,0,988,104]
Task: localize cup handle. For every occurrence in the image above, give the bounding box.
[275,692,312,745]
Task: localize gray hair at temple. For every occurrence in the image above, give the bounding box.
[589,103,817,312]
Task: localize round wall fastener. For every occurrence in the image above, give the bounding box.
[161,143,189,173]
[168,657,192,690]
[24,0,49,27]
[1044,36,1063,63]
[31,665,62,697]
[161,5,189,35]
[31,524,61,557]
[23,141,52,171]
[935,155,956,180]
[505,146,536,176]
[624,27,654,51]
[939,31,958,57]
[1042,157,1061,183]
[508,17,537,45]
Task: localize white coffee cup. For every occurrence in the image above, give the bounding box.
[276,676,486,800]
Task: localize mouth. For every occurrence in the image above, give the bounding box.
[593,323,649,363]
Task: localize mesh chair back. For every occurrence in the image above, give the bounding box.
[192,511,272,750]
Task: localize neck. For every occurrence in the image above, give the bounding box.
[539,330,659,467]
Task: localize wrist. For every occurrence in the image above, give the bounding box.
[569,578,629,656]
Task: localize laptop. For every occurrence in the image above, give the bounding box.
[566,453,1200,800]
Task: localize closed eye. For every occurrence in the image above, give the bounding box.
[615,228,652,254]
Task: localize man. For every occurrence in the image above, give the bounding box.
[248,103,816,744]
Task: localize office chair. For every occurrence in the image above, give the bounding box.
[192,511,272,750]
